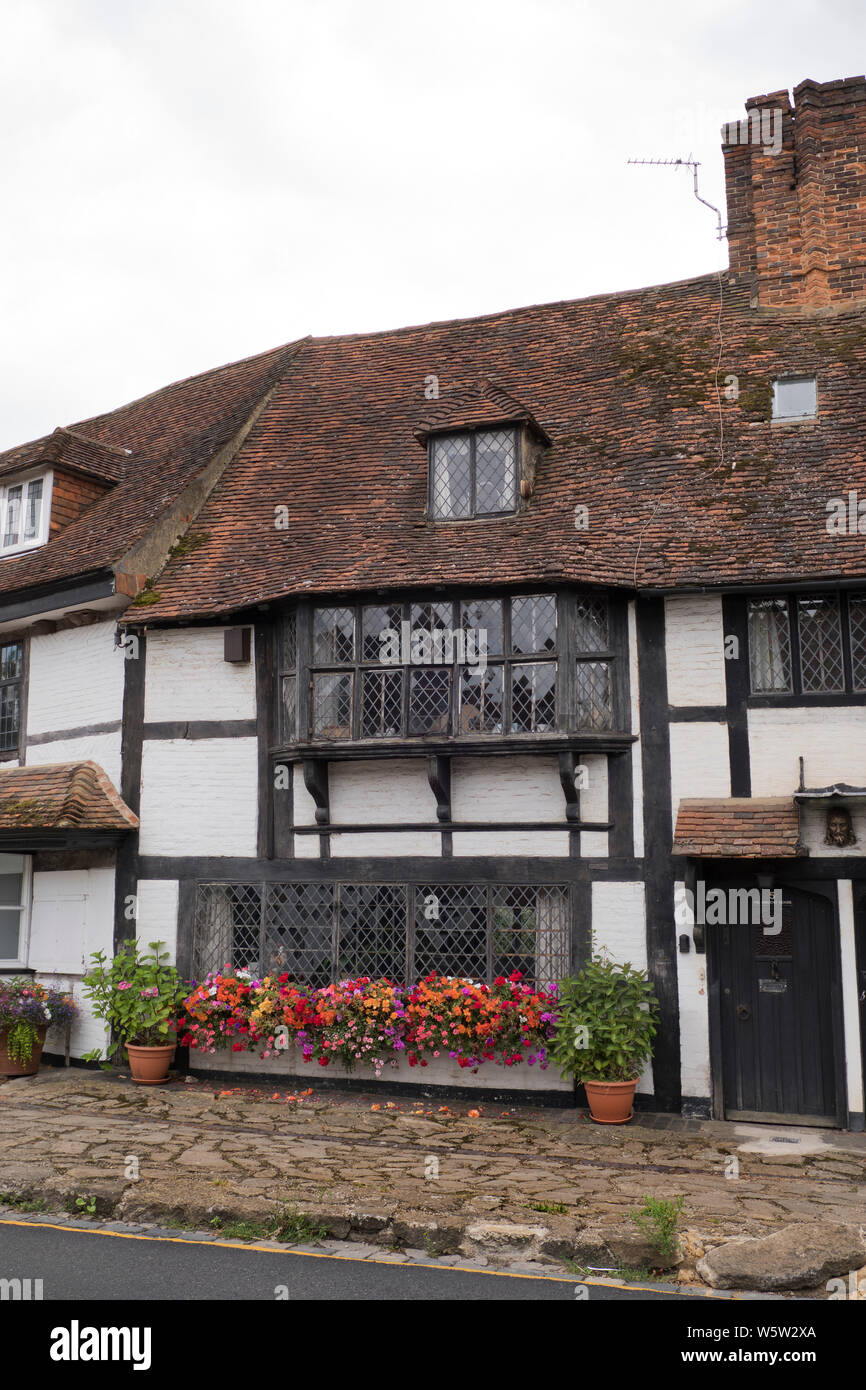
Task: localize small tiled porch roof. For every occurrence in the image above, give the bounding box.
[672,798,804,858]
[0,761,138,832]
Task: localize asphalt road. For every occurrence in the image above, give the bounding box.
[0,1218,696,1301]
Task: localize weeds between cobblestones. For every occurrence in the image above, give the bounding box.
[2,1070,865,1290]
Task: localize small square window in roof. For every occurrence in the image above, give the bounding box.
[772,377,817,420]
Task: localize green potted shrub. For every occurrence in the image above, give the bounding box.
[82,939,187,1084]
[549,954,658,1123]
[0,978,78,1076]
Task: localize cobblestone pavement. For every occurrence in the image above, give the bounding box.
[2,1068,865,1283]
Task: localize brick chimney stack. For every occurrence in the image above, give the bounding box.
[723,75,866,308]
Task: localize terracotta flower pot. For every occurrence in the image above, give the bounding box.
[126,1043,176,1085]
[0,1025,48,1077]
[583,1077,638,1124]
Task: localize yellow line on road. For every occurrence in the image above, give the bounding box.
[0,1216,715,1292]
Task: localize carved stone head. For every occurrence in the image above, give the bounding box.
[824,807,857,848]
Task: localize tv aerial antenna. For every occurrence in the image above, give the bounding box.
[624,154,732,500]
[626,157,726,240]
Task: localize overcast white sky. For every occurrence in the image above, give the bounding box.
[0,0,863,450]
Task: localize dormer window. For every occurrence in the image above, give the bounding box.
[429,429,518,520]
[0,472,52,555]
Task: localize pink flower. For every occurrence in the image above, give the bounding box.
[117,982,131,991]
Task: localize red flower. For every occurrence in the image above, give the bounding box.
[278,973,289,984]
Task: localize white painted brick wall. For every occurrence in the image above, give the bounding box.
[29,866,115,1059]
[27,731,122,794]
[135,879,180,962]
[139,739,258,856]
[748,708,866,794]
[579,753,608,858]
[329,760,437,824]
[591,880,647,968]
[145,628,256,723]
[664,595,726,706]
[331,831,442,856]
[27,619,125,734]
[590,880,653,1095]
[674,880,711,1100]
[669,721,730,823]
[451,830,569,856]
[452,756,563,822]
[294,835,322,858]
[293,766,317,827]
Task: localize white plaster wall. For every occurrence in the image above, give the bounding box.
[669,721,731,823]
[26,619,125,734]
[329,759,437,824]
[748,708,866,795]
[590,879,653,1095]
[674,880,711,1101]
[29,866,115,1059]
[145,627,256,723]
[139,738,258,856]
[452,830,569,856]
[628,601,645,858]
[452,756,563,822]
[579,753,609,858]
[135,879,180,962]
[664,595,726,706]
[27,732,122,794]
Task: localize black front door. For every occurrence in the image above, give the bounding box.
[709,882,844,1126]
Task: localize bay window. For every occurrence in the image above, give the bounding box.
[276,590,619,743]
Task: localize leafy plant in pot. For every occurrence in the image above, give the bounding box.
[549,954,658,1123]
[82,940,187,1084]
[0,977,78,1076]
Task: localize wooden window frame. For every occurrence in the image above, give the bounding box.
[274,589,625,746]
[747,591,865,697]
[0,635,26,762]
[427,427,520,521]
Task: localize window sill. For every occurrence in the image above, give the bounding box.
[274,731,635,760]
[0,539,48,559]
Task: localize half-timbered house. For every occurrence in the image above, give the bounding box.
[2,74,865,1125]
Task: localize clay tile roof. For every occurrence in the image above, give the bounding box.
[0,761,138,831]
[413,377,552,445]
[0,338,308,600]
[117,274,866,623]
[672,798,804,858]
[0,427,128,486]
